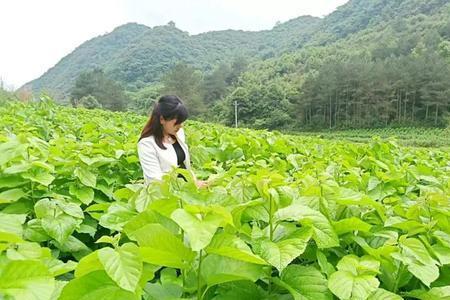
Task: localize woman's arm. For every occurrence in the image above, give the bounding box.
[137,139,163,181]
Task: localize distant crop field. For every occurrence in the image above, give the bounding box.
[297,127,450,148]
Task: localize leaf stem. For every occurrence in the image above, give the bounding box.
[197,250,203,300]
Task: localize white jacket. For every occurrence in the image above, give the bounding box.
[137,128,191,183]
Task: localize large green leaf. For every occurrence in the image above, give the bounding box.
[0,175,25,189]
[123,209,179,239]
[41,214,79,244]
[5,241,51,260]
[0,188,27,203]
[99,202,137,232]
[275,204,339,248]
[406,286,450,300]
[391,237,440,286]
[59,270,139,300]
[74,167,97,188]
[75,252,103,278]
[201,254,265,287]
[333,217,372,235]
[0,260,55,300]
[278,265,332,300]
[144,282,183,300]
[328,255,380,300]
[23,219,50,242]
[97,243,143,292]
[212,281,268,300]
[206,232,268,265]
[368,288,403,300]
[0,140,27,166]
[253,228,311,272]
[0,213,27,237]
[69,183,94,205]
[22,171,55,186]
[171,208,223,251]
[134,223,195,269]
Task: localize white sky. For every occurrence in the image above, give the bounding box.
[0,0,348,90]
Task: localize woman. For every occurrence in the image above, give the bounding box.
[137,95,207,187]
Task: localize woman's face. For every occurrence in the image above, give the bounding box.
[160,117,183,135]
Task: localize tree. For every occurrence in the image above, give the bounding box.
[161,62,204,116]
[201,63,230,105]
[79,95,102,109]
[71,69,128,111]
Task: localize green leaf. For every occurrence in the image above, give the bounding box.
[123,209,179,239]
[96,235,119,246]
[56,200,84,219]
[406,286,450,300]
[201,254,265,287]
[275,204,339,248]
[333,217,372,235]
[206,232,268,265]
[171,208,223,251]
[432,243,450,265]
[69,184,94,205]
[34,198,57,219]
[336,189,386,221]
[433,231,450,248]
[53,236,91,255]
[134,223,195,269]
[99,202,137,232]
[0,140,27,166]
[22,171,55,186]
[98,243,142,292]
[46,259,77,277]
[42,214,79,244]
[144,282,183,300]
[316,250,336,278]
[213,281,268,300]
[0,175,25,189]
[0,260,55,300]
[368,288,403,300]
[59,270,139,300]
[391,237,440,286]
[75,252,103,278]
[4,162,32,174]
[74,167,97,188]
[0,188,27,203]
[6,241,51,260]
[0,213,27,237]
[278,265,332,300]
[253,228,311,272]
[328,255,380,300]
[23,219,50,242]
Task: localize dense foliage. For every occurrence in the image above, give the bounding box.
[1,99,449,299]
[296,127,450,148]
[70,69,128,111]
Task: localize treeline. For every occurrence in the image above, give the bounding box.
[69,56,249,117]
[68,49,450,130]
[296,53,450,128]
[214,52,450,130]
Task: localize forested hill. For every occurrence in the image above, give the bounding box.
[23,15,321,96]
[223,0,450,129]
[27,0,450,97]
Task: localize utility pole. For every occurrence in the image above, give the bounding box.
[234,101,238,128]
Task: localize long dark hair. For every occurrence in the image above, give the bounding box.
[139,95,188,149]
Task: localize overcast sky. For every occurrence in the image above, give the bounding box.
[0,0,348,90]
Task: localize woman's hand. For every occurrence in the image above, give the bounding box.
[195,180,209,188]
